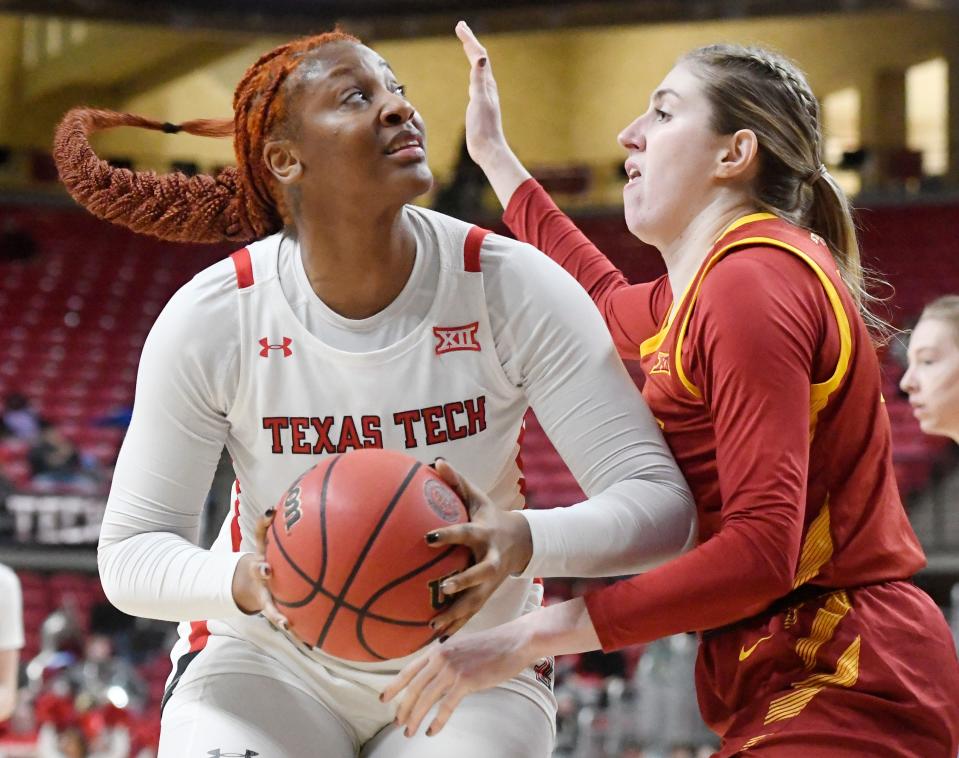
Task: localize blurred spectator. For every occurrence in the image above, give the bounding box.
[900,294,959,441]
[432,136,487,220]
[634,634,716,755]
[26,608,84,692]
[1,393,43,442]
[27,424,102,493]
[0,563,24,721]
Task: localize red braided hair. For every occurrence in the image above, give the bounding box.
[52,31,358,244]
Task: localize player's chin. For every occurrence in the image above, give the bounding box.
[383,163,433,201]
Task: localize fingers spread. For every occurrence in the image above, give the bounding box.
[426,691,467,737]
[254,508,276,552]
[439,556,497,595]
[381,654,429,704]
[260,594,289,633]
[404,673,453,737]
[424,523,483,551]
[432,586,489,637]
[394,654,442,727]
[433,459,469,503]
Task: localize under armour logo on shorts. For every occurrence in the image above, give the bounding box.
[259,337,293,357]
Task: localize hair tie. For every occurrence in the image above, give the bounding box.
[161,122,182,134]
[804,163,827,186]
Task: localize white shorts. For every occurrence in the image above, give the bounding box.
[159,634,556,757]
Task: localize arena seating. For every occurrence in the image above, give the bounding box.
[1,200,956,505]
[0,204,229,488]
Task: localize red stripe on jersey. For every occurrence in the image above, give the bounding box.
[230,478,242,552]
[464,226,490,273]
[187,621,209,653]
[231,248,254,289]
[516,423,527,500]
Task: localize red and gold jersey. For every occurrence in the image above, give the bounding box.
[503,181,926,648]
[639,212,923,583]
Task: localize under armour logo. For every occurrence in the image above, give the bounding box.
[433,323,481,355]
[207,750,259,758]
[259,337,293,358]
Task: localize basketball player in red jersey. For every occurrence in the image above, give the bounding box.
[901,296,959,442]
[386,23,959,755]
[53,30,696,758]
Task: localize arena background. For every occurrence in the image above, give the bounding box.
[0,1,957,755]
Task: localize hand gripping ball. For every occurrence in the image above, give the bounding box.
[264,448,472,662]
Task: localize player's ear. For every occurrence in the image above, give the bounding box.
[263,139,303,185]
[716,128,759,182]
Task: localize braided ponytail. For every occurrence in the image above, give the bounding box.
[53,108,257,243]
[683,44,891,342]
[53,30,358,245]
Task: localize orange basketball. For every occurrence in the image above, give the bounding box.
[264,449,472,662]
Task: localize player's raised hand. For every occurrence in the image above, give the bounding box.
[381,620,533,737]
[455,20,531,207]
[231,509,289,633]
[455,21,506,169]
[424,458,533,638]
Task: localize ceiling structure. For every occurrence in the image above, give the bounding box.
[0,0,952,38]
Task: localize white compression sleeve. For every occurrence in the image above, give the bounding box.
[482,236,696,578]
[97,260,248,622]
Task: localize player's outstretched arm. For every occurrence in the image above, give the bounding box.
[455,21,530,208]
[383,596,600,737]
[458,21,661,353]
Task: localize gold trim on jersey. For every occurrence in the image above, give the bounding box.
[639,213,777,358]
[638,214,777,360]
[672,235,853,438]
[794,589,850,669]
[792,497,833,588]
[763,630,861,725]
[741,734,770,750]
[720,212,778,236]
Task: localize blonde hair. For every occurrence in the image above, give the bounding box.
[683,44,891,342]
[919,295,959,344]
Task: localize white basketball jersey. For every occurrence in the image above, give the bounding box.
[173,207,540,680]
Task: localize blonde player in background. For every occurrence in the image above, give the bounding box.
[53,29,696,758]
[901,295,959,441]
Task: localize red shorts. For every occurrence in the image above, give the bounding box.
[696,580,959,757]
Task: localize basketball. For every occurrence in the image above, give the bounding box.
[263,449,472,662]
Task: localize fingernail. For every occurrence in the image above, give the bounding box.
[259,563,272,578]
[428,620,436,630]
[439,635,449,643]
[425,532,440,544]
[265,507,275,517]
[427,727,435,737]
[440,581,453,593]
[279,619,289,631]
[478,57,487,68]
[379,692,385,702]
[404,728,412,738]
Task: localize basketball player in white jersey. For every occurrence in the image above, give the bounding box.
[53,32,695,757]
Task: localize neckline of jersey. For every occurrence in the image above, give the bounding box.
[264,207,456,364]
[287,218,431,333]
